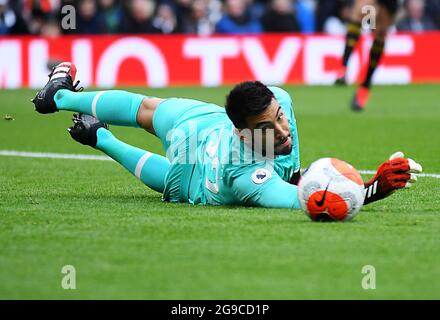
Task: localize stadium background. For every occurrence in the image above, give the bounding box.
[1,0,440,88]
[1,0,440,299]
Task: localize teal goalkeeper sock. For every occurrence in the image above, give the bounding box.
[54,89,146,127]
[96,128,170,193]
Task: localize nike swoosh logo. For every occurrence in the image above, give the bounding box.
[315,181,331,207]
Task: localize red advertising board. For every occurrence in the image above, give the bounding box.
[1,33,439,88]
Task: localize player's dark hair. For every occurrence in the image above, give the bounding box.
[225,81,274,129]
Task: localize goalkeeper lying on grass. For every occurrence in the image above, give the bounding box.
[32,62,422,210]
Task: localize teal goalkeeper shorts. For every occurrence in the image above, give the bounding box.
[152,98,227,203]
[153,98,221,150]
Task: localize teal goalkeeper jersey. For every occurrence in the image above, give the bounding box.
[163,87,301,209]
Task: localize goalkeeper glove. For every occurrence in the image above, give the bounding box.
[363,151,422,205]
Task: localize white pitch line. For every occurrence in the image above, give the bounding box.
[358,170,440,179]
[0,150,112,161]
[1,150,440,179]
[358,170,376,175]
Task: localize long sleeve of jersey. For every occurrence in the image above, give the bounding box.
[224,163,301,209]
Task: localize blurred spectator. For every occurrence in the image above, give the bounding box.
[0,0,30,34]
[98,0,123,33]
[75,0,103,34]
[296,0,316,32]
[206,0,223,27]
[40,16,62,37]
[425,0,440,28]
[152,3,180,33]
[396,0,437,32]
[248,0,266,20]
[22,0,61,34]
[315,0,338,32]
[121,0,159,33]
[261,0,300,32]
[181,0,216,35]
[26,8,49,34]
[173,0,193,18]
[215,0,262,34]
[1,0,440,36]
[323,0,352,35]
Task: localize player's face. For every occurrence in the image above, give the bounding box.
[243,98,292,156]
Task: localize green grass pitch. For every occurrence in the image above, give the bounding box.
[1,85,439,299]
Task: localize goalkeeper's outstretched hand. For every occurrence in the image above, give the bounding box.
[363,152,423,205]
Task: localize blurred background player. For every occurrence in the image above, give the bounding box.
[334,0,400,111]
